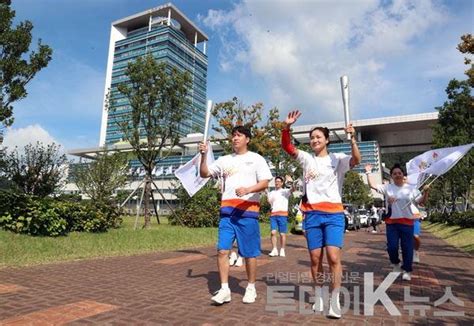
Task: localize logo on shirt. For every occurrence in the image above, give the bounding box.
[304,168,319,183]
[222,166,238,178]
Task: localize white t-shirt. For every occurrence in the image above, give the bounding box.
[296,150,351,213]
[268,188,292,216]
[376,184,421,219]
[208,151,272,218]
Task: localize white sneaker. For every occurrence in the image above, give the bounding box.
[312,295,324,313]
[279,248,286,257]
[269,248,279,257]
[229,252,237,266]
[413,251,420,263]
[234,256,243,267]
[211,288,231,305]
[371,230,377,233]
[242,287,257,303]
[392,263,402,273]
[402,272,412,281]
[327,295,342,319]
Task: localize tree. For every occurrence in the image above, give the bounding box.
[0,142,67,197]
[424,35,474,213]
[457,34,474,87]
[108,54,191,228]
[431,79,473,212]
[342,170,373,207]
[211,97,297,177]
[0,1,53,128]
[72,151,129,205]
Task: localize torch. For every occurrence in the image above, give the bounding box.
[340,75,352,141]
[201,100,213,153]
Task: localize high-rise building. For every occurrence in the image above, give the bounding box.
[99,3,208,146]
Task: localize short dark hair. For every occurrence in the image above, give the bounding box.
[309,126,330,144]
[275,176,284,183]
[390,163,405,176]
[231,125,252,139]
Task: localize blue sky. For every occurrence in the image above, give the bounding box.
[4,0,473,152]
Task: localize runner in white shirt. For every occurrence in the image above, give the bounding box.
[199,126,272,305]
[268,176,294,257]
[366,164,429,281]
[281,110,361,319]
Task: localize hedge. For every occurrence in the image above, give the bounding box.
[427,210,474,228]
[0,190,122,236]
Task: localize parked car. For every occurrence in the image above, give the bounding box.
[357,209,369,227]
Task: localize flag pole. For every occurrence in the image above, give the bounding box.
[416,173,432,190]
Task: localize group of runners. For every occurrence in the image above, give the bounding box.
[198,110,429,318]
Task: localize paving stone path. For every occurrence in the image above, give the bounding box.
[0,224,472,325]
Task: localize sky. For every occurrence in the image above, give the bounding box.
[3,0,473,153]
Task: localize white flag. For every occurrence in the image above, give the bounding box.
[406,143,473,186]
[174,143,215,197]
[166,166,173,175]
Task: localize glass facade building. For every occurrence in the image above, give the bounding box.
[99,3,208,146]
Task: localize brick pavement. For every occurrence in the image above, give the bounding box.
[0,224,472,325]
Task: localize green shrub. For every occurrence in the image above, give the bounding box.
[427,210,474,228]
[448,211,474,228]
[0,190,122,236]
[427,211,446,223]
[171,183,220,227]
[54,201,122,233]
[259,194,271,223]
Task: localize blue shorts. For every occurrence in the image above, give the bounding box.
[304,211,345,249]
[414,219,421,236]
[270,216,288,233]
[217,216,261,258]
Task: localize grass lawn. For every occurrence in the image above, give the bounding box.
[424,222,474,254]
[0,216,271,268]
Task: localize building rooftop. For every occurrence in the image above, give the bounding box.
[113,2,209,44]
[69,111,439,159]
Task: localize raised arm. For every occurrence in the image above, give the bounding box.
[281,110,301,158]
[198,142,212,178]
[346,123,361,168]
[417,185,430,207]
[364,164,378,191]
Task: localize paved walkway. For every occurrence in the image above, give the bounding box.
[0,224,472,325]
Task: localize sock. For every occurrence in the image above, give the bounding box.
[331,289,341,301]
[221,283,229,290]
[247,282,255,290]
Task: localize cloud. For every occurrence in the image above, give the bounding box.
[2,124,62,152]
[202,0,457,123]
